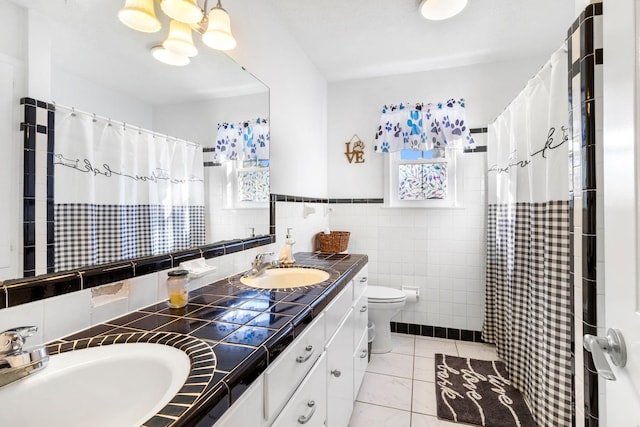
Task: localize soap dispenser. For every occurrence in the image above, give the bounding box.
[279,228,296,265]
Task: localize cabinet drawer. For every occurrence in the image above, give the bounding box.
[353,328,368,397]
[325,281,353,340]
[271,353,327,427]
[352,265,368,301]
[351,292,368,342]
[264,313,326,421]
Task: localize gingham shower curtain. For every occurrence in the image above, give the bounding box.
[482,47,572,426]
[53,107,205,271]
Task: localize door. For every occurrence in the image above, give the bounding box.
[602,0,640,425]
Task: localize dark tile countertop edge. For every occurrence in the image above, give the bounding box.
[45,252,368,427]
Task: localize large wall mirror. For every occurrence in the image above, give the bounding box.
[4,0,269,279]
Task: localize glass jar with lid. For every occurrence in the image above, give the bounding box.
[167,269,189,308]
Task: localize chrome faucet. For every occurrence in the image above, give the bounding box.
[0,326,49,388]
[246,252,275,277]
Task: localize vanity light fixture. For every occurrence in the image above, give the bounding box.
[419,0,467,21]
[118,0,237,66]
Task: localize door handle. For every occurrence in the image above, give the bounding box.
[583,328,627,381]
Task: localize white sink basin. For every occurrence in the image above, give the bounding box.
[0,343,190,427]
[240,267,330,289]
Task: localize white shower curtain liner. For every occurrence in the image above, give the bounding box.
[483,46,572,427]
[53,106,205,270]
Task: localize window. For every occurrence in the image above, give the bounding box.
[385,148,463,208]
[224,160,269,208]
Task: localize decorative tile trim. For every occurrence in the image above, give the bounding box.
[46,332,217,427]
[20,97,56,277]
[390,321,484,343]
[0,237,273,308]
[568,3,602,425]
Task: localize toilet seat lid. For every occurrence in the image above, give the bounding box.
[365,286,407,302]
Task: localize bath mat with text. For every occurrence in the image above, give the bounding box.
[434,353,536,427]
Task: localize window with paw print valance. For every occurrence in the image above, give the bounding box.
[215,118,269,162]
[373,98,474,152]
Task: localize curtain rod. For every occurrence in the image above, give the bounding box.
[53,102,202,148]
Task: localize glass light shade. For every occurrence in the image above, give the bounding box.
[202,6,237,51]
[151,46,190,66]
[419,0,468,21]
[118,0,162,33]
[163,20,198,57]
[160,0,204,25]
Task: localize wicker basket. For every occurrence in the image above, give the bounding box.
[316,231,350,253]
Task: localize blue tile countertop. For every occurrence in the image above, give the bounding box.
[45,252,368,427]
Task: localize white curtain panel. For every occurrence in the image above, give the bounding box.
[53,110,205,270]
[483,47,572,427]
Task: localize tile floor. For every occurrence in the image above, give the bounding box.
[348,333,499,427]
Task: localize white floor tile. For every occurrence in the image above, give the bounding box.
[456,341,499,360]
[412,379,437,415]
[348,401,411,427]
[415,337,458,358]
[367,352,414,379]
[413,355,435,382]
[356,372,413,411]
[411,413,464,427]
[410,413,439,427]
[390,333,415,355]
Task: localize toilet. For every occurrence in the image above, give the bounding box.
[365,285,407,354]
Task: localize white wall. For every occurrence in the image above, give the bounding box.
[225,0,328,198]
[51,68,153,130]
[327,57,549,198]
[153,92,269,146]
[0,0,26,280]
[320,57,550,330]
[328,153,487,331]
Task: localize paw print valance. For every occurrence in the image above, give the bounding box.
[215,118,270,162]
[373,99,474,153]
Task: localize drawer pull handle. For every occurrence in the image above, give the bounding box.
[296,345,314,363]
[360,349,368,358]
[359,277,367,282]
[331,369,342,377]
[297,400,316,424]
[360,305,367,312]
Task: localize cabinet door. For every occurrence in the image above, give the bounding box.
[326,312,355,427]
[271,353,327,427]
[213,376,264,427]
[351,292,368,344]
[353,328,369,397]
[352,264,368,301]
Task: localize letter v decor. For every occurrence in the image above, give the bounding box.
[344,134,365,164]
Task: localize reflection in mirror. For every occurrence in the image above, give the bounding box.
[5,0,269,278]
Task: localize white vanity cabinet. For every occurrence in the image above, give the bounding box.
[214,263,369,427]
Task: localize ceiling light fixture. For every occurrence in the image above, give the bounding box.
[118,0,237,66]
[419,0,468,21]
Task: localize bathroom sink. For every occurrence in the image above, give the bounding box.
[240,267,330,289]
[0,343,190,427]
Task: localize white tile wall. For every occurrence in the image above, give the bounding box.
[329,153,487,331]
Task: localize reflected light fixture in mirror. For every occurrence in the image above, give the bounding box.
[419,0,467,21]
[118,0,237,66]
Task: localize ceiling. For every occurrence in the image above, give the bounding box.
[9,0,577,104]
[268,0,577,81]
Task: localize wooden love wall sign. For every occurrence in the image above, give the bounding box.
[344,134,365,164]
